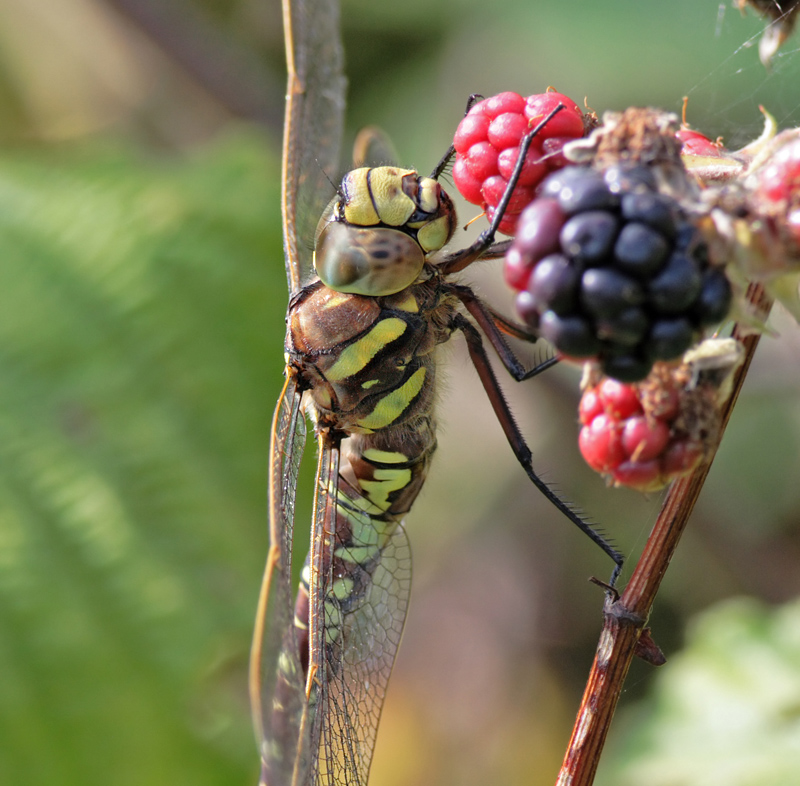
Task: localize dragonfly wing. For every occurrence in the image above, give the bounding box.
[308,472,412,785]
[318,525,411,785]
[282,0,346,293]
[351,126,400,168]
[251,375,308,785]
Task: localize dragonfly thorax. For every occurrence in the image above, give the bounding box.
[314,166,456,297]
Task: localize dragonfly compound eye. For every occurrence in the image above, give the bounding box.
[314,221,425,296]
[313,166,456,296]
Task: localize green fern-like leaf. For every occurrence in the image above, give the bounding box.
[0,134,287,786]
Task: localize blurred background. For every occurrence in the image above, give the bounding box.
[1,1,799,785]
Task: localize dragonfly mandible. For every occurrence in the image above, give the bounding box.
[249,1,624,784]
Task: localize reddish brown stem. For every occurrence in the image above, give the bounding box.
[556,282,773,786]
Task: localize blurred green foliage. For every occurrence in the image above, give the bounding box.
[0,135,285,785]
[0,1,799,785]
[600,598,800,786]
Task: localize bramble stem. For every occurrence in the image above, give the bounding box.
[556,282,773,786]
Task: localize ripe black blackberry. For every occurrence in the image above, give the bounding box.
[506,164,733,382]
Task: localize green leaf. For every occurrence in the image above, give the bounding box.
[0,134,287,786]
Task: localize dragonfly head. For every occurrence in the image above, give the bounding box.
[314,166,457,296]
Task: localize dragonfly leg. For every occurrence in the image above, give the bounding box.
[475,238,513,261]
[453,312,624,585]
[446,282,558,382]
[428,94,487,180]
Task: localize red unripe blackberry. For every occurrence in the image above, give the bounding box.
[611,459,662,492]
[488,112,530,150]
[452,90,587,236]
[758,143,800,202]
[462,141,499,181]
[597,378,640,419]
[578,371,699,492]
[754,136,800,247]
[620,416,670,461]
[497,145,548,186]
[481,91,527,117]
[677,128,724,158]
[453,113,491,154]
[578,413,626,473]
[662,438,704,476]
[578,386,604,424]
[452,157,483,204]
[524,92,584,138]
[576,341,743,491]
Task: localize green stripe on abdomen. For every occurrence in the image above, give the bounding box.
[358,466,413,512]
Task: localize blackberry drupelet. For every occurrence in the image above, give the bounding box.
[505,164,733,382]
[452,91,587,236]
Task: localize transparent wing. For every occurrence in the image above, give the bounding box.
[254,403,412,786]
[282,0,346,294]
[309,474,412,785]
[351,126,400,169]
[250,375,308,785]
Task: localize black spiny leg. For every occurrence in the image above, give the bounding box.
[446,282,558,382]
[429,94,486,181]
[453,312,624,586]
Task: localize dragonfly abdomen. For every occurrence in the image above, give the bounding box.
[273,270,456,783]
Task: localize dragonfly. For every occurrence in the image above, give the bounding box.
[249,0,624,784]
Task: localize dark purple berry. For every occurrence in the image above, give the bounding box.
[692,268,733,325]
[614,222,670,278]
[541,166,619,214]
[539,166,586,198]
[673,224,709,268]
[596,306,649,346]
[600,352,652,383]
[540,311,601,357]
[580,268,645,319]
[513,198,567,259]
[648,252,703,314]
[690,239,710,269]
[673,223,696,250]
[559,211,619,265]
[646,317,695,360]
[604,164,657,194]
[515,290,541,328]
[528,254,580,314]
[621,192,677,239]
[507,159,733,382]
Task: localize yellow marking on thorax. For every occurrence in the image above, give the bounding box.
[393,293,419,313]
[325,317,407,382]
[356,366,426,431]
[417,214,452,252]
[320,291,352,311]
[359,466,413,512]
